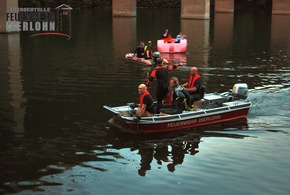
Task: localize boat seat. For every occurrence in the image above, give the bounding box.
[184,86,205,111]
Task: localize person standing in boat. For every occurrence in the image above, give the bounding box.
[162,29,169,38]
[182,67,203,103]
[134,84,154,117]
[162,29,172,43]
[146,52,169,78]
[160,77,191,115]
[146,59,181,113]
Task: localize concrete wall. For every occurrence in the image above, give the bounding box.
[272,0,290,15]
[112,0,136,17]
[181,0,210,19]
[215,0,234,13]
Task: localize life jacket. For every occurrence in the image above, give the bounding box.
[162,36,172,43]
[146,64,179,87]
[188,74,201,88]
[144,46,153,58]
[140,90,152,107]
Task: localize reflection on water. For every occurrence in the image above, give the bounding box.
[0,9,290,194]
[160,53,187,64]
[7,34,26,133]
[0,34,26,133]
[181,19,210,67]
[105,118,249,177]
[113,17,136,60]
[137,142,196,176]
[271,14,290,55]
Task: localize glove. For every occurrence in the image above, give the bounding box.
[146,81,150,88]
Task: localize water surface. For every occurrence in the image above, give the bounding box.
[0,8,290,194]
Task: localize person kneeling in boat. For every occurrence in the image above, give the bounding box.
[131,41,152,65]
[130,84,154,118]
[133,42,145,58]
[144,41,153,60]
[160,77,191,116]
[174,32,186,43]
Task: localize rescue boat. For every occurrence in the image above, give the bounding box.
[157,39,187,53]
[125,52,186,66]
[125,53,152,66]
[104,84,252,134]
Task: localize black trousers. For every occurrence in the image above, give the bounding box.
[189,93,200,102]
[156,86,168,112]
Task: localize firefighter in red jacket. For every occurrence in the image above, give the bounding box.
[182,67,203,102]
[136,84,154,117]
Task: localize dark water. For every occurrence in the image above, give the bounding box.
[0,9,290,194]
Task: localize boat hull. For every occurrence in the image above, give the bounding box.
[105,100,251,134]
[157,39,187,53]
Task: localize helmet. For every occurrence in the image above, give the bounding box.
[156,58,163,65]
[152,51,161,58]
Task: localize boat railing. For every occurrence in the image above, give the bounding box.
[229,102,252,110]
[117,100,251,122]
[204,107,230,114]
[141,101,251,121]
[154,115,180,121]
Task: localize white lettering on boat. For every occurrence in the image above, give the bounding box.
[167,119,198,128]
[167,115,222,128]
[198,115,221,123]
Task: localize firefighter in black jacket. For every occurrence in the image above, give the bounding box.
[146,58,181,113]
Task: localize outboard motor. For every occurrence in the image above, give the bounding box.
[232,83,248,99]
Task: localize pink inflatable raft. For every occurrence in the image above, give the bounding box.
[157,39,187,53]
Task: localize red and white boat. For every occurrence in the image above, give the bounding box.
[157,39,187,53]
[125,53,152,66]
[125,52,176,66]
[104,84,252,134]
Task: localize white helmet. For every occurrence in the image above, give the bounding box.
[152,51,161,58]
